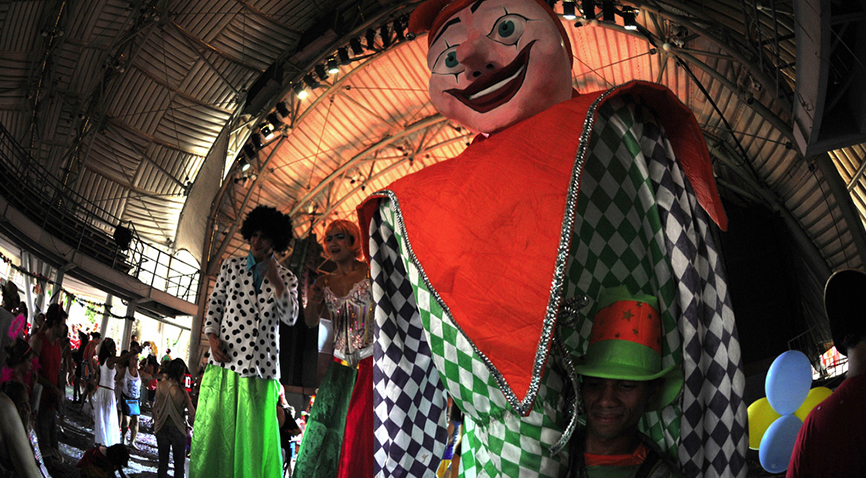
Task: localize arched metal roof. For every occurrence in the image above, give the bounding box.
[1,0,865,355]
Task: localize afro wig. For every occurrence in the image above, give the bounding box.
[240,205,294,253]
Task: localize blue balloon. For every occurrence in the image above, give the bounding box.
[759,414,803,473]
[765,350,812,415]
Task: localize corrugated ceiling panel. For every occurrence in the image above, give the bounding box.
[0,1,44,51]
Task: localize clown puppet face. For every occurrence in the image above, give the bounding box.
[426,0,574,134]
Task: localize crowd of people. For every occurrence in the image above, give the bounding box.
[0,279,203,477]
[1,0,864,477]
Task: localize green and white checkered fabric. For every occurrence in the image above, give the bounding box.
[380,199,570,478]
[371,89,745,477]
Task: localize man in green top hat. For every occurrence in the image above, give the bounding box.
[574,286,683,478]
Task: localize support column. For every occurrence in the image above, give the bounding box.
[19,250,33,323]
[121,300,137,352]
[189,272,210,376]
[51,269,65,305]
[34,261,51,316]
[99,295,112,339]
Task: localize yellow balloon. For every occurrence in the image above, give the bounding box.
[748,397,782,450]
[794,386,833,422]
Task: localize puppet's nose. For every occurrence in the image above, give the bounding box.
[456,36,497,79]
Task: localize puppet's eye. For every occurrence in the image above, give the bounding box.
[488,14,526,46]
[444,51,459,68]
[431,45,463,75]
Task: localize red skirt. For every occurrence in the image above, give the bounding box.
[336,355,374,478]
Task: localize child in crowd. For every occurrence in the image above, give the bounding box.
[76,443,130,478]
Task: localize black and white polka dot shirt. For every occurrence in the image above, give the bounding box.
[204,256,298,380]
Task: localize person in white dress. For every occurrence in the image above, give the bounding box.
[92,338,139,447]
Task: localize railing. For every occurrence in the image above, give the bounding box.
[787,326,846,380]
[0,122,200,303]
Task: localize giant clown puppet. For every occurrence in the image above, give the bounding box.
[357,0,748,477]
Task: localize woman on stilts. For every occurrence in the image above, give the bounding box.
[293,219,374,478]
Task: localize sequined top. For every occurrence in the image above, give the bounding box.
[324,277,374,359]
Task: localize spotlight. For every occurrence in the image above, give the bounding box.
[563,2,577,20]
[350,38,364,56]
[251,133,264,149]
[242,143,256,159]
[327,58,339,74]
[338,47,351,64]
[380,24,390,48]
[365,29,376,50]
[303,74,319,89]
[393,19,405,41]
[621,6,638,30]
[582,0,596,20]
[275,101,290,117]
[602,1,615,22]
[239,158,251,172]
[293,83,308,99]
[260,123,274,140]
[266,112,281,129]
[314,64,328,81]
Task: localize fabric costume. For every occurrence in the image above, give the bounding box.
[293,276,375,478]
[190,254,298,478]
[358,81,747,478]
[786,372,866,477]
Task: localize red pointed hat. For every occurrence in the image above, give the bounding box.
[575,285,683,411]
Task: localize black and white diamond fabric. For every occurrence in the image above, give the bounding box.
[369,209,449,477]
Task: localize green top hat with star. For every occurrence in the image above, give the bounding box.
[574,285,684,411]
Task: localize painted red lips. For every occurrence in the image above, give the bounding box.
[445,40,535,113]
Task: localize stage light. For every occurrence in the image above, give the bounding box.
[327,58,339,74]
[242,143,256,160]
[563,2,577,20]
[260,123,273,139]
[275,101,290,117]
[602,1,615,22]
[293,83,307,99]
[350,38,364,56]
[314,64,328,81]
[338,47,351,64]
[250,133,264,149]
[303,74,319,89]
[582,0,596,20]
[239,158,251,172]
[393,19,405,41]
[266,112,281,129]
[622,6,638,30]
[365,29,377,50]
[380,24,391,47]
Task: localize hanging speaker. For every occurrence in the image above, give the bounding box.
[114,225,133,250]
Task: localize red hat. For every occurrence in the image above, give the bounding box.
[408,0,573,66]
[574,286,683,411]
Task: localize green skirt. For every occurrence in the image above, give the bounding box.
[292,360,356,478]
[190,365,282,478]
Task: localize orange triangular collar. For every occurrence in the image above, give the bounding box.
[359,81,725,415]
